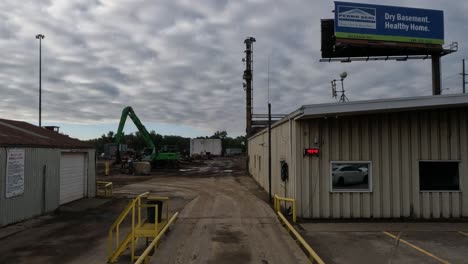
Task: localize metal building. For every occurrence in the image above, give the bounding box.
[0,119,96,226]
[248,94,468,219]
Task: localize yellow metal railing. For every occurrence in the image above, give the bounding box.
[277,211,325,264]
[274,194,297,223]
[134,212,179,264]
[96,181,113,197]
[274,194,325,264]
[107,192,178,263]
[108,192,149,263]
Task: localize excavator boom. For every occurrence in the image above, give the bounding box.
[115,106,156,161]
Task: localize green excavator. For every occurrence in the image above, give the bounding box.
[115,106,180,167]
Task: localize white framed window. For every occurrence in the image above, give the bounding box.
[419,161,460,191]
[330,161,372,192]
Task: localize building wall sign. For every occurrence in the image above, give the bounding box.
[335,1,444,45]
[6,149,25,198]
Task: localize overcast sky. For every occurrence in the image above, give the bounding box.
[1,0,466,139]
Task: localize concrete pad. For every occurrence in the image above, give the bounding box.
[299,222,468,232]
[394,231,468,264]
[300,222,468,264]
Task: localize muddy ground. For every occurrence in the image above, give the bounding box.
[0,157,308,264]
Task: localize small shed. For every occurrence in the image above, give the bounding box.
[248,94,468,219]
[0,119,96,226]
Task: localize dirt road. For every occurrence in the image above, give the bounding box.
[115,158,309,264]
[0,157,309,264]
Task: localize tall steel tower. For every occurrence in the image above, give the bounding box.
[243,37,256,135]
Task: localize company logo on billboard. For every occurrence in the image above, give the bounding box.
[338,5,376,29]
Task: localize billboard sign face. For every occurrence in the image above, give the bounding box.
[335,2,444,45]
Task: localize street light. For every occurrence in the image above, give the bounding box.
[35,34,45,127]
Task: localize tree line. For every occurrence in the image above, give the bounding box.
[85,130,246,155]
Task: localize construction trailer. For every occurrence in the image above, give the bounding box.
[0,119,96,226]
[190,138,222,156]
[248,94,468,219]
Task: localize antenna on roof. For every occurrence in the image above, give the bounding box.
[330,72,349,102]
[331,80,337,98]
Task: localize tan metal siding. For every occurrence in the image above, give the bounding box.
[0,148,60,226]
[0,148,96,226]
[299,108,468,219]
[248,121,297,203]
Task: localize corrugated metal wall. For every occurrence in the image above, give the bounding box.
[298,108,468,219]
[248,120,298,202]
[0,148,96,226]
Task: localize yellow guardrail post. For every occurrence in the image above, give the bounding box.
[105,161,110,176]
[131,204,135,261]
[274,194,323,263]
[274,194,297,223]
[96,181,113,197]
[277,211,325,264]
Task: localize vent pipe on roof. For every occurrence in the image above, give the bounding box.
[44,126,60,133]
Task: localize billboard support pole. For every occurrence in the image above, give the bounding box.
[432,55,441,95]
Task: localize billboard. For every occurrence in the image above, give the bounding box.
[334,2,444,45]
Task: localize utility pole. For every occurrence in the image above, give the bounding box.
[36,34,45,127]
[268,102,272,202]
[243,37,256,136]
[462,59,467,94]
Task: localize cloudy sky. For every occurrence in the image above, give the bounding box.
[0,0,466,140]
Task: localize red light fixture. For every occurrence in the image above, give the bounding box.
[304,148,319,156]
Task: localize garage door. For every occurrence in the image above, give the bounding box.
[60,153,86,205]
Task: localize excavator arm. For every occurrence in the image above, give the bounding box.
[115,106,156,162]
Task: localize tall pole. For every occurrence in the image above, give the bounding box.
[36,34,45,127]
[432,55,441,95]
[268,102,272,202]
[463,59,466,94]
[244,37,256,136]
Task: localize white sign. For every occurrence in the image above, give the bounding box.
[6,149,25,198]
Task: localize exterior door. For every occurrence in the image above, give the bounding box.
[60,153,86,205]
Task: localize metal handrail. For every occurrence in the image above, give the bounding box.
[274,194,297,223]
[96,181,113,197]
[134,212,179,264]
[108,192,149,261]
[277,211,325,264]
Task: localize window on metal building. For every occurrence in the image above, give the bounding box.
[419,161,460,191]
[330,161,372,192]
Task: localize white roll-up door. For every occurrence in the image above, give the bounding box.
[60,153,86,205]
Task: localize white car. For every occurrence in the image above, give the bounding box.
[332,165,367,186]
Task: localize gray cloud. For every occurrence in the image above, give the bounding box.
[0,0,466,137]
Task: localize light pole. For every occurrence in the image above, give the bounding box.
[36,34,45,127]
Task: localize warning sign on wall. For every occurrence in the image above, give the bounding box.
[6,149,25,198]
